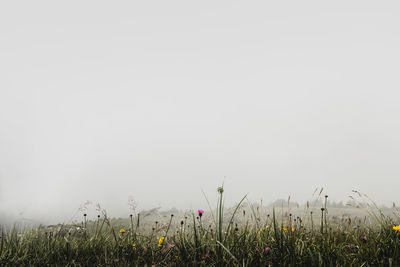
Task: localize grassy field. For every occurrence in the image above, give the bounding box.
[1,187,400,266]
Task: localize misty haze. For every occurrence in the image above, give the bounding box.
[1,1,400,266]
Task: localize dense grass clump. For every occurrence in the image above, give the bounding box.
[1,187,400,266]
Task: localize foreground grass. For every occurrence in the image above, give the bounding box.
[1,188,400,266]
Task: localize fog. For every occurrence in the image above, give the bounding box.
[1,1,400,224]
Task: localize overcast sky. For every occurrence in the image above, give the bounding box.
[1,1,400,223]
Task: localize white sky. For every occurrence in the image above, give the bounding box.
[1,1,400,223]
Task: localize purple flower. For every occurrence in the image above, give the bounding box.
[198,209,204,217]
[265,247,271,252]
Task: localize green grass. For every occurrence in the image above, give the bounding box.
[1,187,400,266]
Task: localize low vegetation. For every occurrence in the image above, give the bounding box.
[1,187,400,266]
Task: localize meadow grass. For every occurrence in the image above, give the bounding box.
[1,187,400,266]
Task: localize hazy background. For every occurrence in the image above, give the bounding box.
[1,1,400,223]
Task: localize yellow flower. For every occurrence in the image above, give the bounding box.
[158,236,165,248]
[265,225,269,230]
[393,225,400,231]
[258,229,263,234]
[283,227,288,233]
[132,243,136,249]
[291,227,295,232]
[119,229,126,233]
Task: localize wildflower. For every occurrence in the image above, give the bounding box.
[353,226,357,230]
[132,243,136,249]
[204,253,210,259]
[258,229,263,234]
[283,227,288,233]
[347,244,355,249]
[265,225,269,230]
[119,229,125,234]
[291,227,295,232]
[198,209,204,217]
[360,235,367,242]
[393,225,400,235]
[265,247,271,252]
[158,236,165,248]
